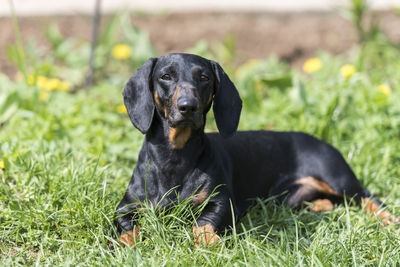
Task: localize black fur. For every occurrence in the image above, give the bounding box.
[123,58,157,134]
[115,53,390,236]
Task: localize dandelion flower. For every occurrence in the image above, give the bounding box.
[0,161,4,169]
[302,58,323,74]
[39,91,50,101]
[112,44,131,60]
[59,81,70,91]
[45,78,61,91]
[36,76,48,89]
[36,76,60,91]
[117,104,127,114]
[340,64,356,79]
[378,84,391,96]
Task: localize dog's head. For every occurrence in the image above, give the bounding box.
[123,53,242,139]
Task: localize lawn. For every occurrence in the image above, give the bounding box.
[1,10,400,266]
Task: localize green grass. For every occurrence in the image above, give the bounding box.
[2,20,400,265]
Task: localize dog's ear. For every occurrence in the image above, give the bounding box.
[123,58,158,134]
[210,61,242,138]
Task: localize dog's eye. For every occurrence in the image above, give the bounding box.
[161,74,171,81]
[200,75,209,81]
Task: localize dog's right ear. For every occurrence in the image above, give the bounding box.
[123,58,158,134]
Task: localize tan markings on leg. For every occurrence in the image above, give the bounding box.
[192,190,208,206]
[363,198,400,225]
[168,127,191,149]
[154,91,167,117]
[119,226,140,247]
[193,224,220,247]
[310,199,334,212]
[295,176,339,196]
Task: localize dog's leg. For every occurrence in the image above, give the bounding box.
[192,196,234,247]
[362,198,400,225]
[114,193,141,247]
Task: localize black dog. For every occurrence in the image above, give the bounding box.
[115,53,398,247]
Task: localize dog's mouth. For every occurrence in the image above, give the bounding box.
[169,119,196,128]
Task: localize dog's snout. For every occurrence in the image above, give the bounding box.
[177,97,198,115]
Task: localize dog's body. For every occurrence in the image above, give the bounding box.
[115,53,398,246]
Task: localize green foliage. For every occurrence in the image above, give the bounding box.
[339,0,380,42]
[186,35,237,71]
[0,75,19,126]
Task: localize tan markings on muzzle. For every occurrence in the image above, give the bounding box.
[172,86,180,108]
[154,91,167,117]
[168,127,191,149]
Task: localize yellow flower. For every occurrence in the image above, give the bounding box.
[27,75,35,85]
[378,84,391,96]
[59,81,70,91]
[112,44,132,60]
[117,105,127,114]
[302,58,323,73]
[39,91,50,101]
[45,78,61,91]
[36,76,60,91]
[0,161,4,169]
[340,64,356,79]
[36,76,48,89]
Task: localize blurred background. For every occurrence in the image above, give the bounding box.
[1,0,400,78]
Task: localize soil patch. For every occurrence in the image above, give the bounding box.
[1,12,400,77]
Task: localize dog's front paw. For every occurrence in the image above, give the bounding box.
[193,224,220,247]
[118,226,140,247]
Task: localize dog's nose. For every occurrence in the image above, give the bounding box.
[177,97,198,115]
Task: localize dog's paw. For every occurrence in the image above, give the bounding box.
[118,226,140,247]
[310,199,334,212]
[193,224,220,248]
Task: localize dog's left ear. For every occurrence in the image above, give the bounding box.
[123,58,158,134]
[210,61,242,138]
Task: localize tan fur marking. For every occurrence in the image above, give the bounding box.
[154,91,167,117]
[154,91,161,107]
[119,226,140,247]
[310,199,334,212]
[192,190,208,205]
[169,127,191,149]
[296,176,339,196]
[363,198,400,225]
[172,86,180,107]
[193,224,220,247]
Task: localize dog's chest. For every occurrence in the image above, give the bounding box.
[146,166,211,208]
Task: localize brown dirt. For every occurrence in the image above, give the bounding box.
[1,12,400,78]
